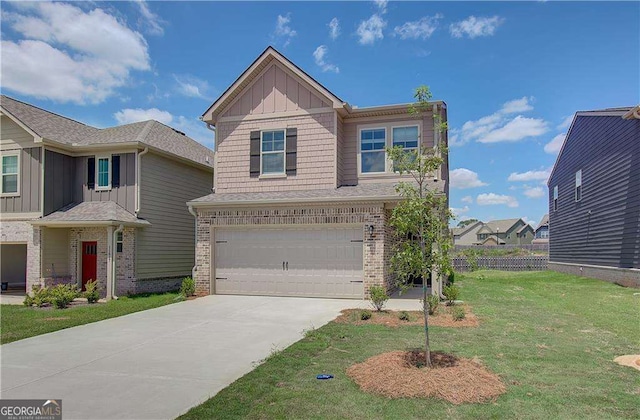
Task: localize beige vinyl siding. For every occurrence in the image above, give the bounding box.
[0,115,36,150]
[0,147,41,213]
[136,152,212,279]
[215,112,335,193]
[336,116,345,186]
[42,228,70,277]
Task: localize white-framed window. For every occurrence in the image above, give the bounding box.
[1,151,20,196]
[96,155,111,190]
[261,130,286,175]
[116,231,123,253]
[358,122,423,176]
[575,170,582,202]
[553,185,558,211]
[360,127,386,173]
[392,125,419,170]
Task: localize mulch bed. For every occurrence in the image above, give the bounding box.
[347,350,506,404]
[334,306,479,328]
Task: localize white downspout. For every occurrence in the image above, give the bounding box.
[135,147,149,215]
[188,205,198,280]
[106,226,114,300]
[112,224,124,300]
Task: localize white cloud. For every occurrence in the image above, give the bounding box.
[477,193,519,208]
[522,216,537,228]
[173,74,212,100]
[461,195,474,204]
[451,206,470,219]
[136,0,165,36]
[394,15,443,40]
[450,15,505,39]
[450,96,549,146]
[523,186,545,199]
[544,133,566,154]
[508,169,550,182]
[328,17,340,40]
[313,45,339,73]
[273,13,297,47]
[557,115,573,130]
[450,168,488,189]
[357,14,386,45]
[114,108,213,148]
[374,0,388,14]
[2,2,150,104]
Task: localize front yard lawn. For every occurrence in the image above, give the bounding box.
[181,271,639,419]
[1,292,180,344]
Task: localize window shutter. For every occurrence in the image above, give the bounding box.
[285,128,297,176]
[87,157,95,190]
[249,131,260,178]
[112,155,121,187]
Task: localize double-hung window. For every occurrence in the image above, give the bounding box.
[575,170,582,202]
[1,152,19,195]
[261,130,285,175]
[116,231,123,253]
[96,155,111,190]
[392,126,419,170]
[553,185,558,211]
[360,128,386,173]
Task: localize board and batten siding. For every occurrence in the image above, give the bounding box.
[0,147,41,213]
[548,115,640,269]
[74,153,136,213]
[136,152,212,279]
[43,150,75,216]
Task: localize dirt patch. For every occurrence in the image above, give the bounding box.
[347,350,506,404]
[614,355,640,371]
[335,306,479,328]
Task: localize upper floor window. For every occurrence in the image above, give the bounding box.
[553,185,558,211]
[88,154,120,190]
[392,126,419,169]
[1,152,19,196]
[97,156,111,189]
[575,170,582,202]
[261,130,285,175]
[360,128,386,173]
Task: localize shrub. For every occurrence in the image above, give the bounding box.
[31,284,52,307]
[448,271,455,284]
[398,311,411,321]
[23,294,34,307]
[451,306,466,321]
[427,294,440,315]
[83,280,100,304]
[368,285,389,311]
[180,276,196,298]
[49,284,80,309]
[360,309,372,320]
[443,284,460,306]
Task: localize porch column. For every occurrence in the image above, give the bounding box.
[106,225,114,300]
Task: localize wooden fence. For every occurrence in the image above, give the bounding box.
[453,256,549,272]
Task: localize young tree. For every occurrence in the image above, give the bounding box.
[457,218,479,228]
[388,85,452,367]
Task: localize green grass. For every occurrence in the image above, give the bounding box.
[1,292,180,344]
[180,271,640,420]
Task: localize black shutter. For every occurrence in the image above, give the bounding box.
[285,128,297,176]
[87,157,95,190]
[249,131,261,178]
[112,155,120,187]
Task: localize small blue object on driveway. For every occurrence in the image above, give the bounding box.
[316,374,334,380]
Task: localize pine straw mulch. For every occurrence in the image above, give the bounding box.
[334,306,479,328]
[347,350,506,404]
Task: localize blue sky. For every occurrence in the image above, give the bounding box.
[2,1,638,227]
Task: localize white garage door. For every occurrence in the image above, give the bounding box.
[214,226,364,298]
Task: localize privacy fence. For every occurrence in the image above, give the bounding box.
[453,256,549,272]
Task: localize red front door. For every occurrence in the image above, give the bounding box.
[81,241,97,291]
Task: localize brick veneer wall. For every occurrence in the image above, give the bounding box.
[193,203,392,298]
[0,220,41,291]
[70,227,109,295]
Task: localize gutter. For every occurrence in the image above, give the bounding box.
[135,147,149,215]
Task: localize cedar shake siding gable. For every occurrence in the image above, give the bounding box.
[548,114,640,269]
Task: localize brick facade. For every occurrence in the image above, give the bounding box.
[0,220,41,291]
[193,203,396,298]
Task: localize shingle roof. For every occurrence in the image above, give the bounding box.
[477,218,523,234]
[189,183,414,206]
[536,214,549,230]
[32,202,150,226]
[1,95,214,168]
[516,224,533,234]
[452,220,482,237]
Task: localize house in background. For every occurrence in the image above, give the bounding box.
[474,218,534,245]
[0,96,214,297]
[547,106,639,286]
[189,47,449,299]
[533,214,549,244]
[452,220,483,245]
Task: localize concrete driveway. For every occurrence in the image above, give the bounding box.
[0,295,364,419]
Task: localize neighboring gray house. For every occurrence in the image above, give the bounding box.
[548,106,639,285]
[475,218,534,245]
[189,47,449,299]
[533,214,549,244]
[0,96,214,297]
[452,220,483,245]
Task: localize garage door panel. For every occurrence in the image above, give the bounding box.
[214,227,363,299]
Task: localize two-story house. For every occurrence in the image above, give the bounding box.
[533,214,549,244]
[474,218,534,245]
[0,96,214,298]
[452,220,484,245]
[548,106,639,285]
[188,47,449,299]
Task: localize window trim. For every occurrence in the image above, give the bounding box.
[260,129,286,176]
[95,154,111,191]
[1,151,20,197]
[358,126,388,175]
[575,169,582,202]
[116,231,123,253]
[357,121,423,177]
[553,185,558,211]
